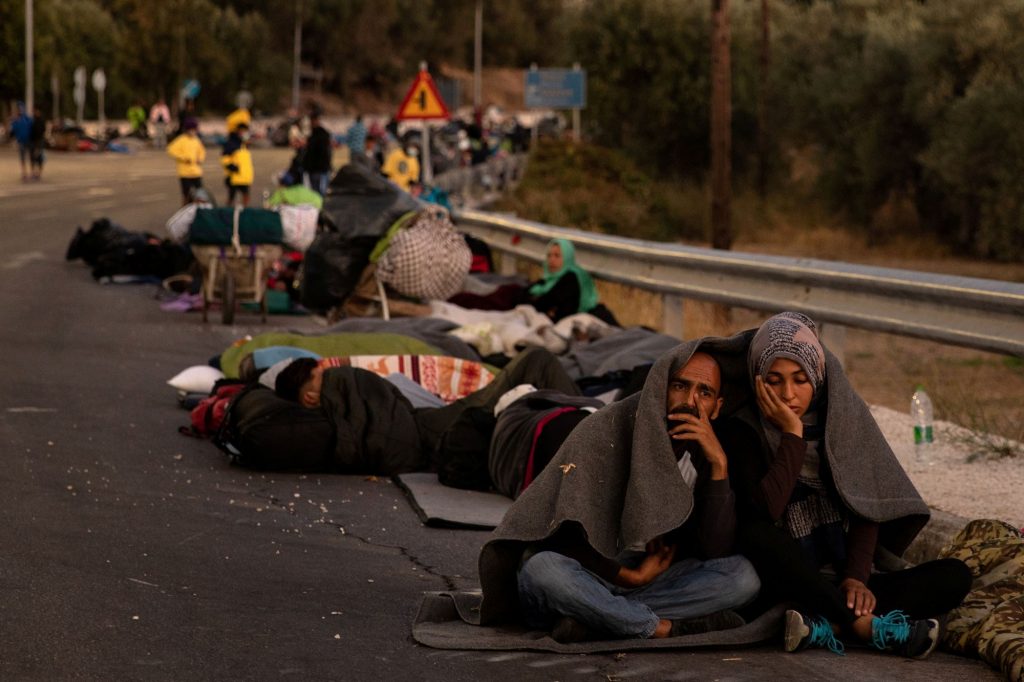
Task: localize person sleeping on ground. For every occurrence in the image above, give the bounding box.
[271,347,583,482]
[475,339,761,643]
[718,312,972,660]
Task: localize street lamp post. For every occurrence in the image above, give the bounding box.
[25,0,34,113]
[292,0,302,111]
[473,0,483,112]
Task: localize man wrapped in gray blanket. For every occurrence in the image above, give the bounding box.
[478,340,761,643]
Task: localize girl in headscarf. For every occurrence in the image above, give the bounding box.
[721,312,970,659]
[526,239,617,325]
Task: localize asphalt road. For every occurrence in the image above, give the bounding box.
[0,147,998,681]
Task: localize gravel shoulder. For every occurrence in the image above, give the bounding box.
[872,405,1023,528]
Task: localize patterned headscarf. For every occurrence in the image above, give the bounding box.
[748,311,826,397]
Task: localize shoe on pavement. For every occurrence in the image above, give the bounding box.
[784,609,845,655]
[871,610,940,660]
[669,609,745,637]
[550,616,593,644]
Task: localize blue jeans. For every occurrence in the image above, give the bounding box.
[518,550,760,639]
[305,171,330,196]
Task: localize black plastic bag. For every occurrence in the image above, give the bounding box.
[298,232,378,313]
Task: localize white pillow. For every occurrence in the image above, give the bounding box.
[167,365,225,393]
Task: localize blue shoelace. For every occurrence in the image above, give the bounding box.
[809,616,845,655]
[871,610,910,650]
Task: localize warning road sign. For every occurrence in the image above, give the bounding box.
[397,70,450,121]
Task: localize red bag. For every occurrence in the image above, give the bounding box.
[182,384,246,437]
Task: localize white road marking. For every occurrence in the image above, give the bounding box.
[2,251,45,270]
[6,406,57,413]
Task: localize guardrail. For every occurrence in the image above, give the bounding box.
[452,208,1024,358]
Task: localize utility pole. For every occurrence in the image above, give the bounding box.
[757,0,770,198]
[292,0,302,111]
[709,0,732,250]
[473,0,483,112]
[25,0,34,113]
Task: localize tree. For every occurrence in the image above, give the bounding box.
[709,0,732,250]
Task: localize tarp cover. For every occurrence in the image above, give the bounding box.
[300,163,421,311]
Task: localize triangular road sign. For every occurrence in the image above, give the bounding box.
[397,70,450,121]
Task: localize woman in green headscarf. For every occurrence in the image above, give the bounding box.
[526,239,617,325]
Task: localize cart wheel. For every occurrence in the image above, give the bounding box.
[221,271,236,325]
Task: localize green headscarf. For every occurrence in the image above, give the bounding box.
[527,238,599,313]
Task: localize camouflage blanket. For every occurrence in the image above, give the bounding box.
[938,519,1024,681]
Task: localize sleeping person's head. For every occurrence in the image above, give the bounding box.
[275,357,324,408]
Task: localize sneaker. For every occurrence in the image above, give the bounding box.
[784,609,845,655]
[871,610,939,659]
[669,609,746,637]
[550,616,592,644]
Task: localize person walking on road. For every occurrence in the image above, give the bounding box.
[149,98,171,148]
[166,118,205,204]
[221,122,254,207]
[127,101,147,138]
[28,108,47,181]
[382,142,420,192]
[303,112,332,196]
[9,102,33,182]
[345,114,367,157]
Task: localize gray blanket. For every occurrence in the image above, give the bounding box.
[413,592,787,652]
[480,329,929,623]
[478,333,753,625]
[734,344,930,554]
[558,326,680,379]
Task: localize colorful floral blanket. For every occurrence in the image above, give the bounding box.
[321,355,494,404]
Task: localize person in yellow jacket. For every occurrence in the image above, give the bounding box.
[382,142,420,192]
[221,122,254,206]
[166,118,205,204]
[225,106,251,135]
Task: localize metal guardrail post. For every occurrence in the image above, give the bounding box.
[452,208,1024,357]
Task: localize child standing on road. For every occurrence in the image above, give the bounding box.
[166,118,205,204]
[221,122,254,207]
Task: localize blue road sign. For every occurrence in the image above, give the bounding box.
[525,68,586,109]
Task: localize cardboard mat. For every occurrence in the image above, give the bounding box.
[394,473,512,529]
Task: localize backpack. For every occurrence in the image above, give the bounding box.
[211,384,335,470]
[181,383,246,438]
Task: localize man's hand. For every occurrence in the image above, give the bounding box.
[839,577,876,617]
[667,401,728,480]
[755,376,803,437]
[615,538,677,588]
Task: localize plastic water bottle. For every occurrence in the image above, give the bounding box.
[910,386,934,460]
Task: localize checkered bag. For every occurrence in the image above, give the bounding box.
[376,209,471,300]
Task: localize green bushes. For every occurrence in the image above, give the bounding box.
[568,0,1024,259]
